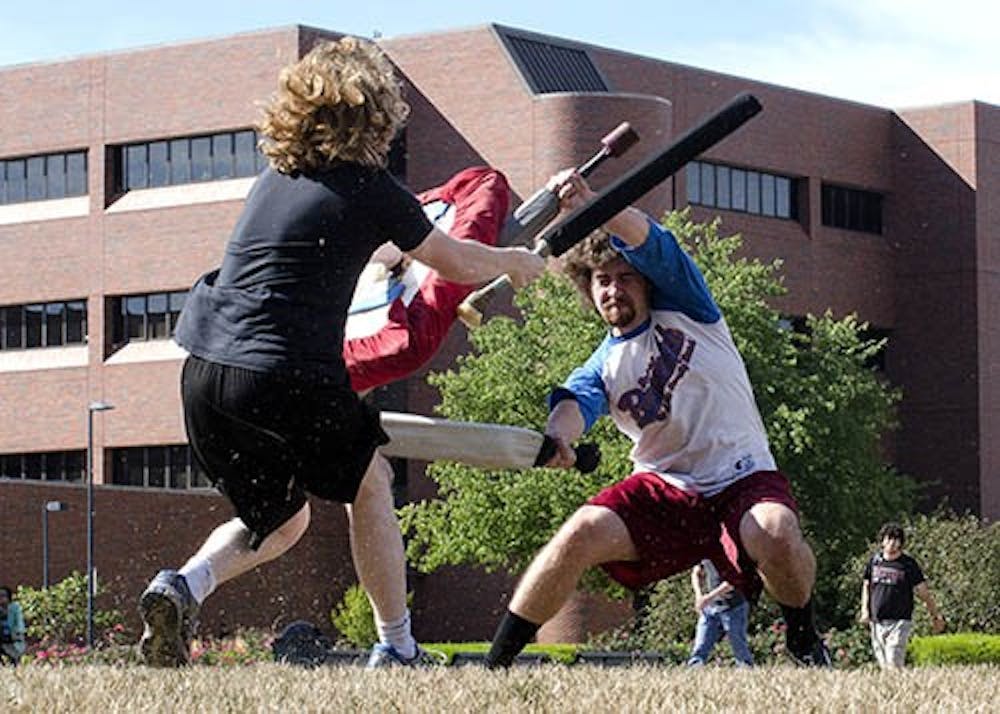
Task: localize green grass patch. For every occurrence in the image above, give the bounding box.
[909,633,1000,665]
[426,642,580,664]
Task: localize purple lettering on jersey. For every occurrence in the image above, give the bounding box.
[617,325,696,428]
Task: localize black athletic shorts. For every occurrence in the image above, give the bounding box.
[181,355,389,548]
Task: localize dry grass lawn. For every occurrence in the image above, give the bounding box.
[2,663,997,712]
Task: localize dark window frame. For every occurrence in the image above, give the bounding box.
[110,445,210,490]
[0,299,88,351]
[821,182,883,234]
[0,450,86,482]
[110,290,190,347]
[114,129,263,193]
[0,150,88,206]
[687,160,799,221]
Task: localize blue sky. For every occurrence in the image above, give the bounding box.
[2,0,996,108]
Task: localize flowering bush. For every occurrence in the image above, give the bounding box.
[824,625,875,667]
[27,625,276,667]
[30,623,136,666]
[189,629,275,666]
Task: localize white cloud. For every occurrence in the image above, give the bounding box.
[669,1,999,108]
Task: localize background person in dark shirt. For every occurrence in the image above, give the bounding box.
[137,37,544,668]
[860,522,945,668]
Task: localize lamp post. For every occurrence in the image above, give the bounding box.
[86,400,114,648]
[42,500,69,589]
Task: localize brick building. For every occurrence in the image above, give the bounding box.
[1,24,996,642]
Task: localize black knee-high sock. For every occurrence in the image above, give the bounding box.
[781,598,818,648]
[486,611,540,668]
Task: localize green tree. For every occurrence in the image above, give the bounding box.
[400,211,915,620]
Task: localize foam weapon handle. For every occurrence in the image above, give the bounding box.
[544,93,763,257]
[457,94,762,329]
[495,122,640,247]
[534,436,601,473]
[458,122,639,328]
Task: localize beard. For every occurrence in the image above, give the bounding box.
[600,299,636,329]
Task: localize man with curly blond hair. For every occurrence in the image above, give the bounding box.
[138,37,544,668]
[486,170,829,668]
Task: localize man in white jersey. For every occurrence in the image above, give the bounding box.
[486,169,830,667]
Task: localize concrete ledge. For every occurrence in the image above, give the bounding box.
[104,340,187,365]
[105,177,255,213]
[0,196,89,225]
[0,345,88,372]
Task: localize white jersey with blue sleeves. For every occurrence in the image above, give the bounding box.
[556,220,776,496]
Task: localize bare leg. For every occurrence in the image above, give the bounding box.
[487,505,637,667]
[509,505,638,623]
[140,503,310,667]
[738,502,815,606]
[739,501,828,664]
[345,453,407,624]
[183,502,311,589]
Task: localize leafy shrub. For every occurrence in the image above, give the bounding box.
[837,512,1000,635]
[330,585,415,649]
[16,572,124,646]
[908,633,1000,665]
[331,584,377,649]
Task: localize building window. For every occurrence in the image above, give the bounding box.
[498,30,609,94]
[0,300,87,351]
[112,129,265,194]
[0,150,87,205]
[821,183,883,234]
[110,445,211,490]
[109,290,187,348]
[0,450,85,482]
[687,161,798,220]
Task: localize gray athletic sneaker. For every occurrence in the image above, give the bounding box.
[366,642,446,668]
[138,569,200,667]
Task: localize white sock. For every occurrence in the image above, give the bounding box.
[376,609,416,659]
[179,557,217,604]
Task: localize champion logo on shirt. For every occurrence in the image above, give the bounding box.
[617,325,696,428]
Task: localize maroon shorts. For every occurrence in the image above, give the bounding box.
[588,470,798,599]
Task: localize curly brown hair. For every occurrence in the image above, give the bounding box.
[257,37,409,174]
[561,229,628,309]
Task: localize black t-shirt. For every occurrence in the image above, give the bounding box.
[175,164,432,377]
[863,552,926,621]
